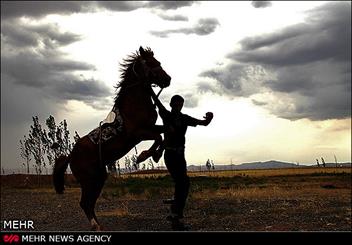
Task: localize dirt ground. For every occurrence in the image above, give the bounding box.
[1,172,351,232]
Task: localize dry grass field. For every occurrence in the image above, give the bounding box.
[1,167,351,231]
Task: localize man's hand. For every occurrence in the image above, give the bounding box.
[203,112,213,125]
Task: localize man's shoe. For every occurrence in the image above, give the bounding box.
[171,220,192,231]
[166,211,184,221]
[166,213,180,222]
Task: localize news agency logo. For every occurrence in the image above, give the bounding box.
[1,220,34,230]
[2,234,20,243]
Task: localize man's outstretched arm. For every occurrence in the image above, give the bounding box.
[187,112,214,127]
[197,112,214,126]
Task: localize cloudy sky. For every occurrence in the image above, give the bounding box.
[1,1,351,170]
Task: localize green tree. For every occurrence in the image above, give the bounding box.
[131,154,139,171]
[116,161,121,176]
[27,116,46,175]
[19,136,31,174]
[148,159,154,170]
[74,131,80,143]
[20,115,75,176]
[321,157,326,167]
[45,115,59,163]
[55,119,73,156]
[124,156,131,173]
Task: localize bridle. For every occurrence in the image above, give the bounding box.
[131,58,165,99]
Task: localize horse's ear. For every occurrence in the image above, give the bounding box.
[139,46,146,58]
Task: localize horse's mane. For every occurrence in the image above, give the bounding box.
[114,47,154,104]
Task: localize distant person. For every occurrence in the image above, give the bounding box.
[321,157,326,167]
[150,91,214,229]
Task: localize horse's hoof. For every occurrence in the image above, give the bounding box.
[90,224,102,231]
[152,150,163,163]
[97,225,105,231]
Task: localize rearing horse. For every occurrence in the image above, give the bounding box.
[53,47,171,230]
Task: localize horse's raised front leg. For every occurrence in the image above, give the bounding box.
[135,125,164,163]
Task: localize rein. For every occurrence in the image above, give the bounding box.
[131,59,164,103]
[156,87,164,98]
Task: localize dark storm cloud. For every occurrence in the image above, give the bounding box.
[97,1,195,12]
[1,51,112,110]
[199,64,269,97]
[96,1,144,12]
[158,89,199,109]
[2,52,93,87]
[1,21,81,49]
[150,18,220,38]
[183,93,199,108]
[156,13,189,22]
[1,50,111,109]
[233,2,350,66]
[149,1,195,23]
[251,1,272,9]
[145,1,195,10]
[1,19,112,110]
[251,99,267,106]
[1,1,94,19]
[199,2,351,121]
[193,18,220,35]
[1,1,194,20]
[0,17,112,170]
[52,78,112,111]
[197,81,220,94]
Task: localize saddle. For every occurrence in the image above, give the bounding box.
[88,107,124,144]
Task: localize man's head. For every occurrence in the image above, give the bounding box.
[170,95,184,112]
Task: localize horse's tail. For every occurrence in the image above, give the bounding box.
[53,154,70,194]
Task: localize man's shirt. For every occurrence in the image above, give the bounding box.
[159,107,198,148]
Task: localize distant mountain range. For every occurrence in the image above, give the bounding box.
[1,160,351,175]
[187,160,352,171]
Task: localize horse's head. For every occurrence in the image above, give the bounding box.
[134,46,171,89]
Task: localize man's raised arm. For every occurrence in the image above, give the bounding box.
[150,88,168,115]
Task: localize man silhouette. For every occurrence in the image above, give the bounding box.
[150,90,213,230]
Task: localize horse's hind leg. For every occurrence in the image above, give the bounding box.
[136,126,164,163]
[80,175,106,231]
